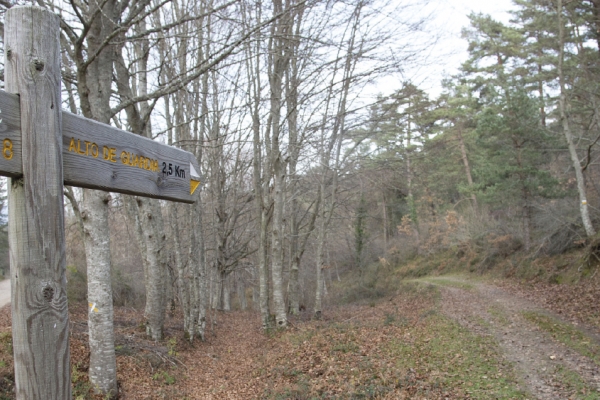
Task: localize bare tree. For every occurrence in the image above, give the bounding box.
[40,0,274,392]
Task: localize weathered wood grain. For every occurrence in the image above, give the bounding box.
[0,91,22,177]
[0,90,202,203]
[5,6,71,399]
[62,112,201,203]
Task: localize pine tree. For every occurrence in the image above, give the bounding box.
[475,86,561,250]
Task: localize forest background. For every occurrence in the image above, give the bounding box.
[0,0,598,397]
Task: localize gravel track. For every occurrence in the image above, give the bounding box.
[428,276,600,399]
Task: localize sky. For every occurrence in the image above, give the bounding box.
[395,0,516,96]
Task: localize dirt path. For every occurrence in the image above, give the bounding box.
[426,276,600,399]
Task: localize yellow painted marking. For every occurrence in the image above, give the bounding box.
[190,179,201,195]
[88,302,99,313]
[2,139,13,160]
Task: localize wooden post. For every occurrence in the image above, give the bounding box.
[5,6,71,399]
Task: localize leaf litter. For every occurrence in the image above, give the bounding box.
[0,275,596,398]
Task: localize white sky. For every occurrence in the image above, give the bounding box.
[378,0,516,97]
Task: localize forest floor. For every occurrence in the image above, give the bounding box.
[0,273,598,399]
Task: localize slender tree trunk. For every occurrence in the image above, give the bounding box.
[407,107,423,250]
[515,147,532,251]
[288,257,300,315]
[406,107,417,225]
[73,0,119,394]
[268,0,292,329]
[170,203,190,332]
[81,190,117,397]
[287,197,317,315]
[271,157,287,326]
[211,265,219,309]
[285,3,308,315]
[456,124,478,210]
[382,193,388,252]
[237,271,247,310]
[523,202,532,252]
[113,16,169,340]
[251,265,260,310]
[314,3,361,318]
[314,184,327,319]
[164,94,192,333]
[558,0,596,237]
[191,5,209,340]
[194,149,208,337]
[137,198,167,340]
[222,272,231,311]
[537,47,547,127]
[244,0,272,329]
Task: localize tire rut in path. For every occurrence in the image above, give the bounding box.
[430,277,600,399]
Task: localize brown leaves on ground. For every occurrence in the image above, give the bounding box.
[0,265,597,399]
[256,306,456,399]
[0,306,13,397]
[496,262,600,330]
[0,283,447,399]
[0,304,272,399]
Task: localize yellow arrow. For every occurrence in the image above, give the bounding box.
[190,179,201,195]
[190,162,201,195]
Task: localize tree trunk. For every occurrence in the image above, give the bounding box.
[244,5,272,329]
[314,191,327,319]
[251,265,260,310]
[285,4,308,315]
[268,0,291,329]
[81,190,117,397]
[193,200,208,339]
[74,0,120,394]
[170,203,191,332]
[222,273,231,311]
[237,271,247,310]
[523,202,532,252]
[271,157,287,327]
[456,124,478,210]
[314,3,361,319]
[114,16,170,340]
[382,193,388,253]
[558,0,596,237]
[288,258,300,315]
[137,198,167,340]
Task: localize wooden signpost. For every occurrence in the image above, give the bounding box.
[0,91,202,203]
[3,5,201,399]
